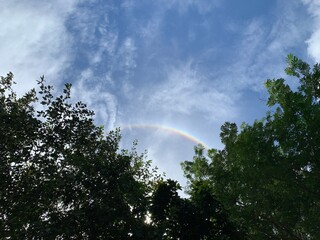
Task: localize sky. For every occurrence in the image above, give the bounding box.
[1,0,320,189]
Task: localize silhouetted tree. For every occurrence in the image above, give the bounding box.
[182,55,320,239]
[0,73,158,239]
[150,178,245,239]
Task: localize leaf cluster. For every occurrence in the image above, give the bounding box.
[182,55,320,239]
[0,74,159,239]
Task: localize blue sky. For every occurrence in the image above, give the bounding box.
[1,0,319,187]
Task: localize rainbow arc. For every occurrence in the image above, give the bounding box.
[120,124,208,149]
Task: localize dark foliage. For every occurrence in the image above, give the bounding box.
[0,74,157,239]
[182,55,320,239]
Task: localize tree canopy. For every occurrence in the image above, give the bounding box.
[1,54,319,239]
[0,74,159,239]
[0,73,239,239]
[182,55,320,239]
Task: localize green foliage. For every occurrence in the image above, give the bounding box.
[149,177,246,239]
[0,73,159,239]
[183,55,320,239]
[4,54,319,239]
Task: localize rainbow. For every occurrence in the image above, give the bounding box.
[119,124,208,149]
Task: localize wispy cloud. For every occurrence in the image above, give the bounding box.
[214,1,311,93]
[147,62,237,122]
[0,0,77,94]
[71,69,118,131]
[133,0,222,49]
[65,2,139,130]
[301,0,320,62]
[160,0,222,14]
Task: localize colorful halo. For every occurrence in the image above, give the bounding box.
[119,124,208,149]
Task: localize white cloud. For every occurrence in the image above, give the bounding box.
[217,1,310,93]
[0,0,77,94]
[0,0,122,132]
[302,0,320,62]
[136,0,222,47]
[147,62,237,122]
[78,37,137,129]
[139,17,163,45]
[72,69,118,131]
[161,0,222,14]
[117,38,137,76]
[65,3,138,130]
[90,29,118,66]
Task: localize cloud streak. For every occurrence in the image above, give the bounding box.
[212,1,311,94]
[302,0,320,62]
[0,0,77,94]
[147,62,237,122]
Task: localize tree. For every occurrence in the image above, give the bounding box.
[182,55,320,239]
[0,73,159,239]
[150,177,245,239]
